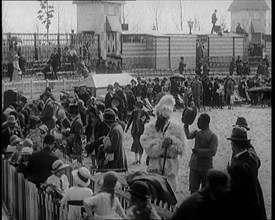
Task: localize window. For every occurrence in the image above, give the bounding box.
[132,36,141,43]
[107,32,117,54]
[146,37,154,50]
[122,35,132,43]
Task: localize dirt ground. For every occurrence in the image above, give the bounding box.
[121,105,271,219]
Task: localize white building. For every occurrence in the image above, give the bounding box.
[73,0,124,59]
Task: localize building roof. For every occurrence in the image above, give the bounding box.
[228,0,270,11]
[251,20,266,33]
[73,0,125,5]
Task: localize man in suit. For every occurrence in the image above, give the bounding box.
[64,104,83,159]
[227,127,267,220]
[49,47,61,79]
[26,134,59,187]
[2,115,23,152]
[114,82,128,122]
[39,91,56,131]
[105,84,115,109]
[211,9,218,34]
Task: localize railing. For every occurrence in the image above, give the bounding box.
[2,154,177,220]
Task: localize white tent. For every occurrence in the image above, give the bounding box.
[77,73,135,99]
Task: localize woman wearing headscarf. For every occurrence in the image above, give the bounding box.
[83,171,126,220]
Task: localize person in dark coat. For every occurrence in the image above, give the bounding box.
[125,100,150,165]
[229,57,235,75]
[114,82,128,122]
[39,91,56,131]
[26,134,59,188]
[130,79,138,99]
[65,104,83,159]
[101,108,128,170]
[226,127,267,220]
[125,84,136,113]
[170,169,231,220]
[2,115,23,152]
[105,84,115,109]
[49,47,61,79]
[178,57,186,75]
[202,77,212,110]
[211,9,218,34]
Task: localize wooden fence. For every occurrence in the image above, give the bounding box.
[2,154,177,220]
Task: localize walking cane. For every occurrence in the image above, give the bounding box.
[161,143,169,176]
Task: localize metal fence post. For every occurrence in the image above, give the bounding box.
[63,78,66,90]
[30,80,33,99]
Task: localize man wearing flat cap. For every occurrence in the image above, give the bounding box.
[227,126,266,220]
[39,90,55,131]
[64,104,83,160]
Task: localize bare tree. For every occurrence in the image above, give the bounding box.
[148,1,162,31]
[34,20,41,33]
[131,21,140,32]
[55,2,65,34]
[174,1,185,31]
[122,2,134,24]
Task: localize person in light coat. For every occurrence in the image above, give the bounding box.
[141,94,188,192]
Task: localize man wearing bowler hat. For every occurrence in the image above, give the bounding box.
[64,104,83,160]
[183,113,218,194]
[226,126,266,220]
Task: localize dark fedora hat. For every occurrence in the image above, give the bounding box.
[107,84,114,90]
[103,108,116,123]
[233,117,250,130]
[181,106,197,125]
[227,126,250,142]
[128,181,150,200]
[43,134,56,145]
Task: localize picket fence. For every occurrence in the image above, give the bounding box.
[2,153,177,220]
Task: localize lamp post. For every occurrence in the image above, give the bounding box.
[187,19,194,35]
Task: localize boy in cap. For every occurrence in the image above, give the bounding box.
[125,100,150,165]
[226,127,266,220]
[183,113,218,194]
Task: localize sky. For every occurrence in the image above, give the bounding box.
[2,0,272,34]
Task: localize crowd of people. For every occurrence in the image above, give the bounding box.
[2,68,269,219]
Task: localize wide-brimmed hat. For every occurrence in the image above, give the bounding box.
[22,138,33,148]
[10,135,21,145]
[43,134,56,145]
[130,79,137,84]
[114,82,120,87]
[51,159,70,174]
[20,147,33,155]
[72,167,91,187]
[7,115,17,124]
[39,124,49,134]
[103,108,117,123]
[4,108,14,118]
[128,181,150,200]
[233,117,250,131]
[101,171,118,190]
[181,106,197,125]
[227,126,250,142]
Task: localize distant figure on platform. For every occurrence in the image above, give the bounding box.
[7,45,15,82]
[236,22,248,37]
[179,57,187,75]
[211,9,218,34]
[49,47,61,79]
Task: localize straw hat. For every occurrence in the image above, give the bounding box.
[39,124,49,134]
[7,115,16,124]
[10,135,21,145]
[22,138,33,148]
[51,159,70,174]
[20,147,33,155]
[72,167,91,187]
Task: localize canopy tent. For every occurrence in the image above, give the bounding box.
[76,73,135,99]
